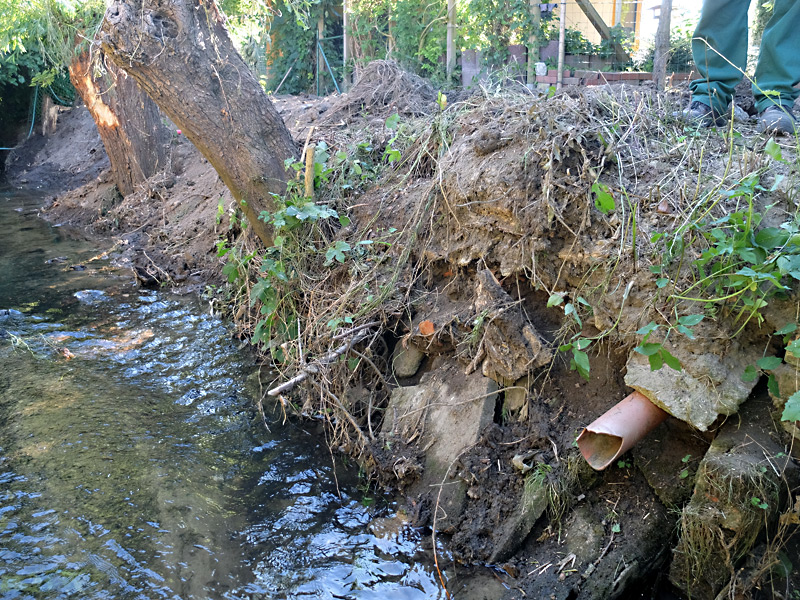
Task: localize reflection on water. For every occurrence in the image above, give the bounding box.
[0,191,442,599]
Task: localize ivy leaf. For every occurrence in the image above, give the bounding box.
[572,349,590,380]
[222,261,239,283]
[324,240,351,265]
[764,137,784,163]
[565,303,582,328]
[661,348,682,371]
[677,325,696,340]
[737,245,766,265]
[648,352,664,371]
[777,255,800,280]
[756,356,783,371]
[754,227,790,250]
[656,278,669,288]
[635,343,662,356]
[592,181,615,214]
[575,338,591,350]
[250,278,271,306]
[636,321,659,336]
[775,323,798,336]
[741,365,759,382]
[547,293,565,307]
[768,374,781,399]
[385,113,400,130]
[782,390,800,422]
[678,314,704,327]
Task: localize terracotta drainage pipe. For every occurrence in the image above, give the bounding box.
[577,391,669,471]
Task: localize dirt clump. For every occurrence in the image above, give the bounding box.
[4,105,108,192]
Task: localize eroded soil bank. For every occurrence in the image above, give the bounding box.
[5,63,800,599]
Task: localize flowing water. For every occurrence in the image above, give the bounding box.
[0,190,445,599]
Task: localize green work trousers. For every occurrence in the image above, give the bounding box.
[690,0,800,114]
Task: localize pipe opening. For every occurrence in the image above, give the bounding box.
[577,430,623,470]
[576,391,669,471]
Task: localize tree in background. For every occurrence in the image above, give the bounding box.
[1,0,171,197]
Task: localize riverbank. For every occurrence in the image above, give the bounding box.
[5,64,800,599]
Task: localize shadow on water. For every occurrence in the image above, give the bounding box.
[0,190,445,599]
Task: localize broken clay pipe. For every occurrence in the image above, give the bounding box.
[577,391,668,471]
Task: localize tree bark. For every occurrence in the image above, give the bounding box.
[653,0,672,91]
[69,50,171,197]
[99,0,297,247]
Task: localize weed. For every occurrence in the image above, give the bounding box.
[679,454,692,480]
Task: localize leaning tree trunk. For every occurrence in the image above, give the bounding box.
[99,0,297,247]
[69,50,171,196]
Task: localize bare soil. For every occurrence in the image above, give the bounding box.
[5,63,800,600]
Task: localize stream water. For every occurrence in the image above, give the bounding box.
[0,190,445,599]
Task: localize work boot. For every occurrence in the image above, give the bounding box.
[757,105,798,135]
[680,100,726,127]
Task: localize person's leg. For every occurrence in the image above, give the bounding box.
[690,0,751,114]
[752,0,800,113]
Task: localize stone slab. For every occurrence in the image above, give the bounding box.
[381,358,498,530]
[624,342,762,431]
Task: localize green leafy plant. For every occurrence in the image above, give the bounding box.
[633,314,703,372]
[679,454,692,479]
[653,160,799,337]
[648,142,800,424]
[549,292,594,380]
[592,181,616,214]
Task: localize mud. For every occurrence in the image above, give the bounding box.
[5,63,800,600]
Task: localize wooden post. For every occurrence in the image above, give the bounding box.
[304,145,315,199]
[652,0,672,90]
[557,0,566,90]
[574,0,630,65]
[446,0,457,82]
[343,0,349,90]
[527,0,541,87]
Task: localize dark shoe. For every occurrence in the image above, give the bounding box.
[680,100,726,127]
[757,105,797,135]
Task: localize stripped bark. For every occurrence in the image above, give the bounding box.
[69,50,170,196]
